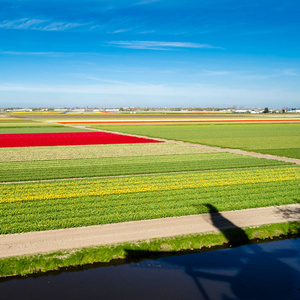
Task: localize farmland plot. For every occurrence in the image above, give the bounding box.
[1,166,299,234]
[0,131,162,147]
[0,143,215,162]
[0,152,290,182]
[0,120,88,134]
[91,123,300,159]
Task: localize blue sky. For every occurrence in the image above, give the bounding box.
[0,0,299,108]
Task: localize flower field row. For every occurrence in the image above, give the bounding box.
[1,167,299,203]
[1,174,299,234]
[0,132,162,147]
[0,153,289,182]
[0,143,215,162]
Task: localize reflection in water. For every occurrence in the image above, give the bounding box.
[1,239,299,300]
[165,239,299,300]
[1,205,300,300]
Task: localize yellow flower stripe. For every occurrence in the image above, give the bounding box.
[1,167,299,203]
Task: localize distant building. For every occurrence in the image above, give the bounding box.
[103,108,120,112]
[71,108,85,112]
[5,108,33,112]
[287,108,300,113]
[232,109,249,113]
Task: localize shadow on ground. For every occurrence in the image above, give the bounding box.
[124,204,299,300]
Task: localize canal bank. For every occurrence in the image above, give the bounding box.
[0,218,299,277]
[1,237,300,300]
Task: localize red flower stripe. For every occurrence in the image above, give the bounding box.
[0,132,163,148]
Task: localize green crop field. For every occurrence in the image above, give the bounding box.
[91,123,300,159]
[0,152,290,182]
[0,127,91,134]
[0,119,91,134]
[0,120,57,128]
[1,166,299,234]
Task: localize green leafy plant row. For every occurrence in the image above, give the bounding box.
[0,152,290,182]
[1,178,299,234]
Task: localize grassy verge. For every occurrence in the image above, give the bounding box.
[1,221,299,278]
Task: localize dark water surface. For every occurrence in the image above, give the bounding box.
[1,238,300,300]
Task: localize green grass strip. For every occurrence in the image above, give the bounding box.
[0,222,299,277]
[0,152,291,182]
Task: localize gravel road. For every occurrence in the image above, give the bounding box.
[1,204,299,258]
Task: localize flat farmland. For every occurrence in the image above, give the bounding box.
[91,123,300,159]
[1,119,299,225]
[0,116,300,276]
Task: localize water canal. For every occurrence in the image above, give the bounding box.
[1,238,300,300]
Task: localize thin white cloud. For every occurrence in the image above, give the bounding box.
[0,50,105,57]
[0,50,66,57]
[242,69,299,79]
[72,73,127,85]
[41,22,83,31]
[202,70,233,75]
[112,28,132,34]
[283,69,299,76]
[108,41,223,50]
[137,30,156,34]
[135,0,162,5]
[0,18,89,32]
[0,18,46,29]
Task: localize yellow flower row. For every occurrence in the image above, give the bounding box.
[1,167,299,203]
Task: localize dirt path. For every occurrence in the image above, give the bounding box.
[0,204,299,258]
